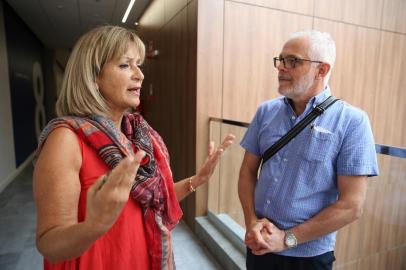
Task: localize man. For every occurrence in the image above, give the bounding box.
[238,30,378,270]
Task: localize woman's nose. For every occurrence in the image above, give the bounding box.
[133,66,144,81]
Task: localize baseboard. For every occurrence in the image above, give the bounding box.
[0,152,35,193]
[195,213,246,270]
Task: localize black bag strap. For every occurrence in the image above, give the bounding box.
[261,95,339,165]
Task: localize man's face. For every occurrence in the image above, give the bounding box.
[277,37,318,100]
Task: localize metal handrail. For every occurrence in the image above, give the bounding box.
[209,117,406,159]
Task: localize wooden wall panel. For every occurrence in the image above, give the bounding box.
[333,154,406,268]
[334,217,363,263]
[182,0,198,227]
[196,0,223,119]
[358,252,386,270]
[140,37,165,130]
[195,0,224,217]
[382,0,406,34]
[230,0,314,15]
[138,0,198,227]
[358,245,406,270]
[358,176,386,256]
[314,0,383,28]
[333,261,359,270]
[165,0,187,24]
[138,0,165,42]
[157,8,188,181]
[313,19,380,125]
[386,246,406,270]
[374,32,406,147]
[222,1,312,122]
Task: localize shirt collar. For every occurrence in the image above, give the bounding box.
[283,85,332,108]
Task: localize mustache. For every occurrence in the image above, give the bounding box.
[278,74,292,80]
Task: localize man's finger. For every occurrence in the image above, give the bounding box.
[252,248,271,256]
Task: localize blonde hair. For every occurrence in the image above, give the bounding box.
[56,25,145,116]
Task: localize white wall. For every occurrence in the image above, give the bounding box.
[0,1,17,192]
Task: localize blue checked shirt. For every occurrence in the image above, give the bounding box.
[240,86,379,257]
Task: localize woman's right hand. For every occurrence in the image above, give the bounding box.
[84,150,146,234]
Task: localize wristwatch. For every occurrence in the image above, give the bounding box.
[284,230,298,248]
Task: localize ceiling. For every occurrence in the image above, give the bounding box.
[4,0,150,49]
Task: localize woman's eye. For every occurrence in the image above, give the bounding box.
[119,64,129,69]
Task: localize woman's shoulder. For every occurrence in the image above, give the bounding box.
[37,126,82,168]
[45,126,81,149]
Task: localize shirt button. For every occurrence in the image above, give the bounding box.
[283,158,288,162]
[274,178,278,182]
[291,116,296,120]
[266,200,270,204]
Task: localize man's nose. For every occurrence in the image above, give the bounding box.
[277,62,287,71]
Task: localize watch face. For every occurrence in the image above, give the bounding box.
[286,236,295,246]
[285,231,297,247]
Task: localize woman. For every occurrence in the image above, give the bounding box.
[33,25,234,270]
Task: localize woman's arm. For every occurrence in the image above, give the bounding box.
[174,134,235,201]
[34,127,144,263]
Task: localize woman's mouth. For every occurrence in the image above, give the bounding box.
[128,87,140,93]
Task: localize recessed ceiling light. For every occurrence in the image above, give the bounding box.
[122,0,136,23]
[134,22,139,26]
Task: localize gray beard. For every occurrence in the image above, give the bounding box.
[279,71,315,99]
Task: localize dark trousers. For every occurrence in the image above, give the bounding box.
[246,248,335,270]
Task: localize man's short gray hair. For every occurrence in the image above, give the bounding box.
[289,30,336,86]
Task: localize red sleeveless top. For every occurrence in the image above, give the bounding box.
[44,134,151,270]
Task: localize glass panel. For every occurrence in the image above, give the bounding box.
[208,120,247,228]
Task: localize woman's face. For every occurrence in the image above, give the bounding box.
[96,42,144,116]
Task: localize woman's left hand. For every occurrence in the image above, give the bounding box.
[195,134,235,185]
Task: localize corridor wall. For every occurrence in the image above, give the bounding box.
[0,1,16,193]
[0,1,45,192]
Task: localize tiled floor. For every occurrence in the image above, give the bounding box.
[0,164,223,270]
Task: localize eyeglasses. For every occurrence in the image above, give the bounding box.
[273,56,323,69]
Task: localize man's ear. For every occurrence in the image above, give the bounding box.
[316,62,331,79]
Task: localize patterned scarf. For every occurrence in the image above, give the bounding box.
[36,113,183,270]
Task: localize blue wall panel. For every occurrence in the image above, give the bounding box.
[4,2,44,166]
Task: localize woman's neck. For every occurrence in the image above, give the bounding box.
[109,112,124,130]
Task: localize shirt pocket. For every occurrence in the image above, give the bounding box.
[302,129,337,162]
